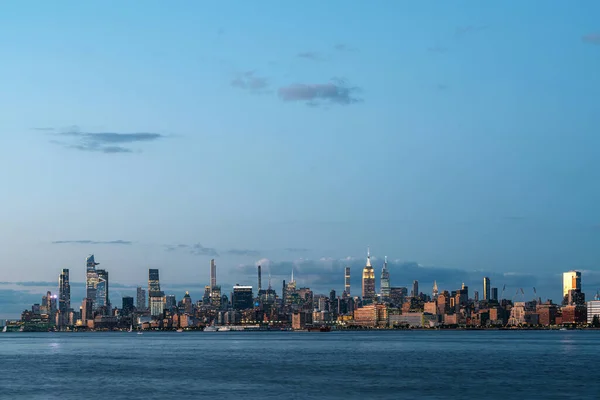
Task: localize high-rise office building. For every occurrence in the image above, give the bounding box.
[96,269,109,312]
[165,295,177,310]
[86,255,100,307]
[232,285,254,310]
[380,256,390,300]
[344,267,351,295]
[148,269,165,317]
[58,269,70,313]
[136,287,146,311]
[491,287,498,301]
[483,277,491,301]
[81,298,93,323]
[563,271,581,297]
[412,280,419,298]
[210,259,217,289]
[432,281,439,298]
[122,296,134,315]
[362,248,375,303]
[257,265,262,291]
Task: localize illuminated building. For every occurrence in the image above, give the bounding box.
[148,269,165,317]
[58,268,70,313]
[432,281,439,298]
[81,298,94,323]
[353,304,388,327]
[232,285,254,310]
[210,286,222,308]
[96,269,109,313]
[380,256,390,301]
[361,248,375,304]
[563,271,581,298]
[587,300,600,324]
[86,255,100,308]
[483,277,490,301]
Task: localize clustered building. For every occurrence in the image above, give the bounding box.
[11,251,600,331]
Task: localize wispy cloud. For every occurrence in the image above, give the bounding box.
[224,249,261,257]
[284,247,309,253]
[278,78,362,107]
[582,33,600,45]
[455,25,488,36]
[165,243,219,257]
[297,51,323,61]
[48,126,166,153]
[231,71,269,93]
[333,44,357,52]
[52,240,132,245]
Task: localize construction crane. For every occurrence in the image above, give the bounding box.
[500,284,506,301]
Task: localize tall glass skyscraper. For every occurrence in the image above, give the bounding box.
[86,255,99,307]
[210,259,217,289]
[136,286,146,311]
[483,277,491,301]
[96,269,109,311]
[148,269,164,317]
[58,268,70,313]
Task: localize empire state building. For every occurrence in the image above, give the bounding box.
[362,248,375,303]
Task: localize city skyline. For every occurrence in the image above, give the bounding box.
[1,2,599,317]
[0,249,598,319]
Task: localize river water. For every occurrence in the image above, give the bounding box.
[0,330,597,399]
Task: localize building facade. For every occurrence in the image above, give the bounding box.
[361,248,375,303]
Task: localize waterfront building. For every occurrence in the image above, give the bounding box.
[380,256,390,301]
[536,303,557,326]
[232,285,254,310]
[483,277,491,301]
[353,304,388,327]
[586,300,600,324]
[361,248,375,304]
[81,298,93,323]
[562,305,587,324]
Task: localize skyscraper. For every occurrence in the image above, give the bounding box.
[362,248,375,303]
[58,269,70,313]
[380,256,390,300]
[258,265,262,291]
[232,285,254,310]
[136,287,146,311]
[210,259,217,289]
[491,287,498,301]
[432,281,439,298]
[96,269,109,312]
[563,271,581,297]
[122,296,134,315]
[483,277,491,301]
[86,254,99,307]
[412,280,419,298]
[148,269,165,317]
[344,267,351,295]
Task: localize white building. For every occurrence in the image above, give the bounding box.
[587,300,600,324]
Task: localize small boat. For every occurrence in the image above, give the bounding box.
[137,331,143,335]
[2,326,7,333]
[176,329,183,333]
[218,327,230,332]
[128,324,133,333]
[204,326,217,332]
[559,327,567,331]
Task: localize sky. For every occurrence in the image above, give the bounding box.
[1,1,599,317]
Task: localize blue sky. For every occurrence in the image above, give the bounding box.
[1,1,599,317]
